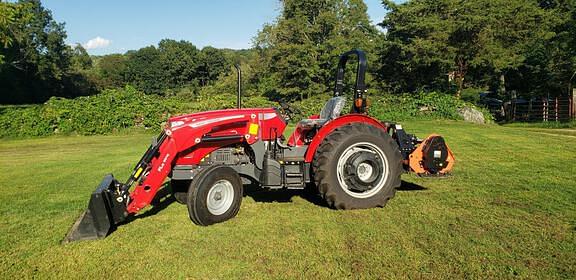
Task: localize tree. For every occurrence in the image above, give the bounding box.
[379,0,558,97]
[0,2,20,65]
[0,0,75,103]
[197,46,229,86]
[96,54,127,88]
[158,39,199,88]
[504,1,576,98]
[124,46,165,94]
[70,44,92,71]
[253,0,378,101]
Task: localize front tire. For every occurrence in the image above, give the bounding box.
[187,165,243,226]
[313,123,402,209]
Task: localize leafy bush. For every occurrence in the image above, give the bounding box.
[369,92,484,121]
[278,91,488,124]
[460,87,486,104]
[0,86,280,137]
[0,86,179,137]
[0,88,484,138]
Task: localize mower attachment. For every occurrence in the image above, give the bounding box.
[408,134,455,176]
[63,174,128,243]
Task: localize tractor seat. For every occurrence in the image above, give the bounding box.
[298,97,346,129]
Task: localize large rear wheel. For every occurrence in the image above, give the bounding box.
[187,165,243,226]
[313,123,402,209]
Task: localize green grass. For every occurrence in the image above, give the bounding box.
[0,121,575,279]
[503,120,576,129]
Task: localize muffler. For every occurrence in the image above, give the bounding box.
[63,174,128,243]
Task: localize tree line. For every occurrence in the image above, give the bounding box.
[93,42,230,95]
[1,0,575,105]
[0,0,233,104]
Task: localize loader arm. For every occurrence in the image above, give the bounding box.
[124,132,178,213]
[65,110,265,242]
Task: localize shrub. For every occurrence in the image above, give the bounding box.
[370,92,471,121]
[0,86,179,137]
[0,89,482,138]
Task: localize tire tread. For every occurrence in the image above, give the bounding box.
[313,123,402,209]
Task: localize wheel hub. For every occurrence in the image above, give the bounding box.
[214,191,222,201]
[337,142,389,198]
[357,162,373,182]
[206,180,234,215]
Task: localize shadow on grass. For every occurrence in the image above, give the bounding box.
[244,183,329,207]
[397,180,428,191]
[125,183,176,222]
[244,180,428,208]
[123,180,428,223]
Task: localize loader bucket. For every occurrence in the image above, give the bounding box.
[63,174,128,243]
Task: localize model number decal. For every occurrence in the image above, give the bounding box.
[157,154,170,172]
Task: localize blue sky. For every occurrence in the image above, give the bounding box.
[42,0,391,55]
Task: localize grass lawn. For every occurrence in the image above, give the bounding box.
[0,121,575,279]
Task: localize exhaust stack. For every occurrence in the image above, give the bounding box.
[234,64,242,109]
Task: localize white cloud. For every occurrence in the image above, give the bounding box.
[83,36,111,50]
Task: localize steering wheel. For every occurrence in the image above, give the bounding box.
[278,100,302,121]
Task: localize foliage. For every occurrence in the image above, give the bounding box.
[196,46,229,86]
[378,0,564,97]
[124,46,165,94]
[0,0,234,104]
[0,0,87,104]
[0,86,484,137]
[70,44,92,71]
[94,54,127,88]
[370,92,471,121]
[460,87,486,104]
[253,0,379,101]
[0,2,20,64]
[0,86,178,137]
[97,41,229,95]
[157,39,199,89]
[291,91,492,123]
[508,0,576,97]
[0,0,574,127]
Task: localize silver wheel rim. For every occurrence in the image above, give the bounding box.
[206,179,235,215]
[336,142,389,198]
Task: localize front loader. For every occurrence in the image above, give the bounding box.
[64,49,455,242]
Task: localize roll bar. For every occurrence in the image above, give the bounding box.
[333,49,367,113]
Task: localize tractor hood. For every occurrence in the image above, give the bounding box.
[167,107,278,129]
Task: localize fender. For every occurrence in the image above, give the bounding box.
[304,114,387,163]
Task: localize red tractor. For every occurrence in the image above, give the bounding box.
[65,50,454,242]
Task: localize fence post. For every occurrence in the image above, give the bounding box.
[555,97,559,121]
[512,99,516,121]
[572,89,576,119]
[541,98,546,122]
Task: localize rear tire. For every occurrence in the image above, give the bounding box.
[170,179,190,204]
[313,123,402,209]
[187,165,243,226]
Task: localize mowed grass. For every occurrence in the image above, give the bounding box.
[0,121,575,279]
